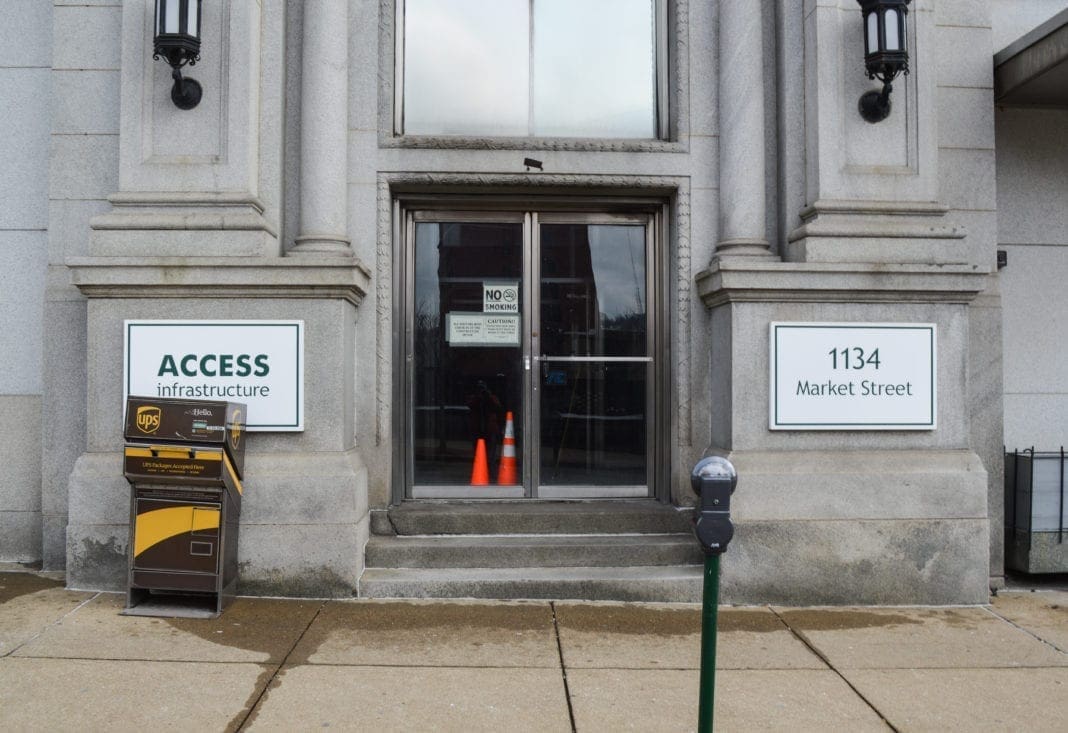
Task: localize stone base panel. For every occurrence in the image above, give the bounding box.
[65,450,370,597]
[0,511,42,564]
[721,518,991,606]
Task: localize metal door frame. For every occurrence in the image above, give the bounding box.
[393,197,667,503]
[531,211,655,499]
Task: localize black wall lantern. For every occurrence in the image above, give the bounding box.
[153,0,202,110]
[857,0,910,123]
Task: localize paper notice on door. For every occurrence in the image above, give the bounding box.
[446,313,520,347]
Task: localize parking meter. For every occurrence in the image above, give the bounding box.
[690,456,737,555]
[691,455,737,733]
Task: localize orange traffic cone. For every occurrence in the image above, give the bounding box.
[470,438,490,486]
[497,411,518,485]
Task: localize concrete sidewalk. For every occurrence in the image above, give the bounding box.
[1,572,1067,732]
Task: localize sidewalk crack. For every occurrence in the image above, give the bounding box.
[551,601,578,733]
[4,591,100,659]
[230,601,325,733]
[770,606,900,732]
[981,604,1068,656]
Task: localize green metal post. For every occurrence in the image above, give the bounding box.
[697,553,720,732]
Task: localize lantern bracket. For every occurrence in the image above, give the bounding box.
[169,67,202,111]
[859,82,893,123]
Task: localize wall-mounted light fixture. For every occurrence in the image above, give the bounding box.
[153,0,202,110]
[857,0,911,123]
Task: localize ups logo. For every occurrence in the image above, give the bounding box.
[135,405,162,434]
[230,410,242,449]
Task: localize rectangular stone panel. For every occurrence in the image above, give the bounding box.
[52,5,121,71]
[0,1,52,67]
[0,69,51,229]
[0,396,42,510]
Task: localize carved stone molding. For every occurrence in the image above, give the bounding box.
[89,192,280,257]
[68,256,371,307]
[786,198,969,265]
[697,259,990,309]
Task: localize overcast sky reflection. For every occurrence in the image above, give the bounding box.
[404,0,655,138]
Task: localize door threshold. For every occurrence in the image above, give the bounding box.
[412,487,525,499]
[409,486,649,500]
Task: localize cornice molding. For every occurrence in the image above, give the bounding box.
[67,257,371,307]
[697,260,991,308]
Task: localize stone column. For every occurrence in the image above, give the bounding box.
[291,0,351,254]
[716,0,771,256]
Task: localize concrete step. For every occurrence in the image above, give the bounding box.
[382,500,693,536]
[365,534,704,569]
[358,565,704,602]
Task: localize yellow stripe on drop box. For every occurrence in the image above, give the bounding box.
[134,506,221,557]
[223,452,243,495]
[125,445,223,461]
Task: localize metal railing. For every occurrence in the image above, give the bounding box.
[1005,447,1066,547]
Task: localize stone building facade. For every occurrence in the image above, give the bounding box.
[2,0,1065,605]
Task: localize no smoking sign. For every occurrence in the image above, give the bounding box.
[483,281,519,313]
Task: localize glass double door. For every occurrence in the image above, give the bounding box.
[407,211,655,499]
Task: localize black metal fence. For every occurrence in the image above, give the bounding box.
[1005,448,1067,572]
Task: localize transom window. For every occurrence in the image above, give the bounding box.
[397,0,666,139]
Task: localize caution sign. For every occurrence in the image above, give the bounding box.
[483,282,519,313]
[446,313,521,347]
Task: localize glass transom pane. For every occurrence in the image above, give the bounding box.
[533,0,655,138]
[403,0,529,136]
[403,0,657,139]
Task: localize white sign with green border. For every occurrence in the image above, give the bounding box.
[124,320,304,431]
[770,322,936,430]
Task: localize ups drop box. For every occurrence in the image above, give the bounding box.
[126,483,240,617]
[124,396,246,478]
[122,397,246,619]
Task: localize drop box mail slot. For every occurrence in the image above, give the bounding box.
[123,444,242,511]
[124,397,246,478]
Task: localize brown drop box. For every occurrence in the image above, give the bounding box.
[124,396,246,478]
[125,483,241,618]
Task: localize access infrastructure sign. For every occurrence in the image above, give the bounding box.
[124,320,304,431]
[770,322,936,430]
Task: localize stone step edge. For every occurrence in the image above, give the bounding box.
[365,534,704,570]
[358,566,704,602]
[359,565,704,580]
[368,532,695,540]
[372,503,695,536]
